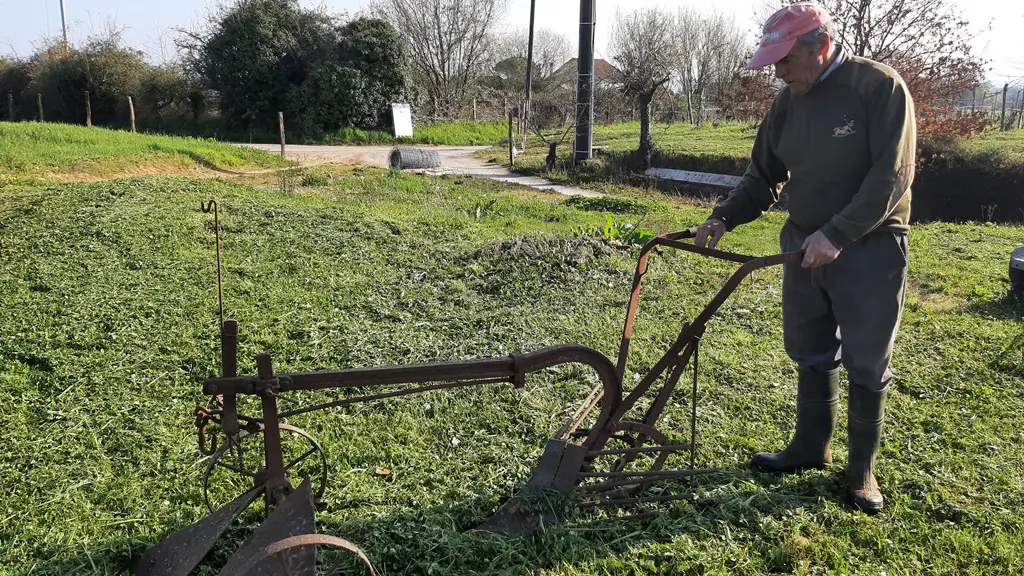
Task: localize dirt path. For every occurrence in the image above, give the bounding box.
[237,143,605,198]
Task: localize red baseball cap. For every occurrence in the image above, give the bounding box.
[747,2,832,69]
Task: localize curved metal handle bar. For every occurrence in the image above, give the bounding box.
[204,345,624,450]
[554,228,805,452]
[615,228,804,381]
[229,534,377,576]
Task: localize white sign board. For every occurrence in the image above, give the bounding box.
[391,103,413,138]
[645,168,742,189]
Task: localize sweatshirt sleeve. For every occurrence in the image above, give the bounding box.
[708,95,789,230]
[819,74,916,248]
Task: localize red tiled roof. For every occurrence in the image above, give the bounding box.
[593,59,620,82]
[554,58,622,83]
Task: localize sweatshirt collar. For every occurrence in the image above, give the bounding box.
[815,44,847,86]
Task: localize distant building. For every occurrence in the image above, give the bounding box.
[551,58,623,89]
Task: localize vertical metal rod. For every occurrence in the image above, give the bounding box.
[84,90,91,127]
[616,251,650,381]
[257,354,288,506]
[201,200,225,326]
[37,93,43,122]
[7,92,13,122]
[690,338,699,470]
[221,319,239,436]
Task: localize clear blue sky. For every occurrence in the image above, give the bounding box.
[2,0,1020,83]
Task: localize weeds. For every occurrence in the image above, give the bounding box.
[577,214,656,247]
[300,168,333,187]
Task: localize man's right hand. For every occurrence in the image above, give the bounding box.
[693,218,727,249]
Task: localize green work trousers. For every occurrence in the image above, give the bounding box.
[780,224,909,393]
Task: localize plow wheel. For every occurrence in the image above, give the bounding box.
[204,423,328,514]
[580,421,684,496]
[229,535,377,576]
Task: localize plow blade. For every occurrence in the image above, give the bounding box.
[217,478,316,575]
[134,483,266,576]
[476,439,590,536]
[218,478,376,575]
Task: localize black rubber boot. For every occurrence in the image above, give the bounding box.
[752,367,840,473]
[846,383,887,514]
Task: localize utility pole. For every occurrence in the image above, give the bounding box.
[60,1,70,55]
[574,0,596,161]
[522,0,536,151]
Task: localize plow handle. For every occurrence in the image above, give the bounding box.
[614,228,803,382]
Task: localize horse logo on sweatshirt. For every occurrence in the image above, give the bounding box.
[833,116,856,138]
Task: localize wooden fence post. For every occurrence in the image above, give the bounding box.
[278,111,286,158]
[1018,91,1024,130]
[508,109,514,168]
[1000,83,1008,131]
[37,93,43,122]
[85,90,92,127]
[128,95,136,133]
[7,91,13,122]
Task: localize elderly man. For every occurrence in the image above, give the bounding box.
[693,1,915,514]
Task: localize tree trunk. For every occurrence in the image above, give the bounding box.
[638,92,655,171]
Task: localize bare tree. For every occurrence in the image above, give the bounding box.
[757,0,988,135]
[371,0,510,120]
[496,27,574,82]
[608,6,678,170]
[818,0,986,109]
[675,8,747,125]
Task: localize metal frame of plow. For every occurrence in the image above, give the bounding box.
[481,230,802,532]
[136,204,803,574]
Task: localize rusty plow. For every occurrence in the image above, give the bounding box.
[133,204,802,575]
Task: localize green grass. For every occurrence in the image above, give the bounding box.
[0,122,290,183]
[320,121,509,146]
[961,128,1024,163]
[588,121,757,158]
[494,122,1024,204]
[1,168,1022,575]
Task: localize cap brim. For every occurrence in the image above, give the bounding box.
[746,39,796,69]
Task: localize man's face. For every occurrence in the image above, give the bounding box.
[772,37,829,95]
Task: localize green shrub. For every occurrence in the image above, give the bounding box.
[564,195,667,215]
[300,169,333,187]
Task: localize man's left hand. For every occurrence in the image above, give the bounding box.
[801,231,840,268]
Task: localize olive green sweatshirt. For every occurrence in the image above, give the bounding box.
[709,49,916,249]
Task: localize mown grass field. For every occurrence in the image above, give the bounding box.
[1,154,1022,575]
[0,122,290,184]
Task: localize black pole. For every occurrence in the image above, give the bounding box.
[522,0,537,150]
[574,0,596,161]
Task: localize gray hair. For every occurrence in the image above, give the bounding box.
[795,20,838,50]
